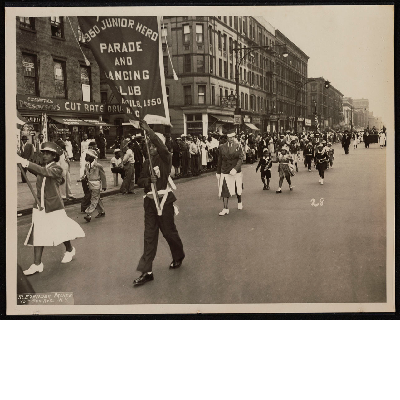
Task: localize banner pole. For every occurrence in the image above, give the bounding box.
[18,163,42,210]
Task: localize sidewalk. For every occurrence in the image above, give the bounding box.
[17,156,122,214]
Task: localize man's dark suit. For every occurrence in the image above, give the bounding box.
[19,142,35,182]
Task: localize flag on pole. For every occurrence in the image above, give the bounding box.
[77,16,170,126]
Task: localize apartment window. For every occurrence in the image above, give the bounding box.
[219,59,222,77]
[219,88,223,105]
[183,25,191,43]
[196,24,203,43]
[240,93,244,108]
[223,34,227,51]
[211,85,215,105]
[311,83,317,92]
[229,16,232,26]
[223,16,227,24]
[209,57,214,74]
[161,26,168,43]
[250,95,254,111]
[101,91,108,104]
[208,26,213,45]
[78,25,86,43]
[184,86,192,105]
[54,60,66,98]
[218,31,222,49]
[198,85,206,105]
[243,17,247,35]
[184,54,191,73]
[22,53,38,95]
[239,17,242,33]
[80,65,91,102]
[51,16,64,38]
[245,94,248,110]
[248,71,251,84]
[230,63,233,79]
[19,17,35,30]
[229,37,233,53]
[224,61,227,78]
[197,55,205,73]
[166,87,170,105]
[234,17,238,30]
[163,56,168,75]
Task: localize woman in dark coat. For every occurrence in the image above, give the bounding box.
[172,138,181,178]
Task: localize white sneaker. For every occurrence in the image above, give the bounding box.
[61,247,76,263]
[23,263,44,275]
[238,202,243,210]
[218,209,229,216]
[320,179,324,185]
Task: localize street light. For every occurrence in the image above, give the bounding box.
[234,43,288,135]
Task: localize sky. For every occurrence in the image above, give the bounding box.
[256,5,394,130]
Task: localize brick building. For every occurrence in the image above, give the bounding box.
[16,15,117,147]
[274,30,309,134]
[162,16,285,137]
[306,77,343,131]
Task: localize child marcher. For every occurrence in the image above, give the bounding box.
[110,148,124,186]
[327,143,334,168]
[57,139,75,200]
[16,142,85,276]
[315,143,329,185]
[353,133,358,150]
[82,149,107,222]
[255,148,273,190]
[274,145,294,193]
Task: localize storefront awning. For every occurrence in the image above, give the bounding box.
[81,119,114,127]
[49,116,93,126]
[245,123,260,131]
[210,114,235,124]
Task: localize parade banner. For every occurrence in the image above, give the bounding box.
[77,16,170,126]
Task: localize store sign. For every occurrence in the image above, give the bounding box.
[252,117,261,124]
[243,116,250,123]
[234,115,242,125]
[269,115,278,121]
[305,118,311,126]
[17,95,106,114]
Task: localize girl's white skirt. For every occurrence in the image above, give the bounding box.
[25,208,85,247]
[218,172,243,198]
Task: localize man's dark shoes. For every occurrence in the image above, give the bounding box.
[95,212,105,218]
[84,214,91,222]
[169,256,185,269]
[133,272,154,286]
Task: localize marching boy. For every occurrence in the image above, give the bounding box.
[255,148,273,190]
[81,148,107,222]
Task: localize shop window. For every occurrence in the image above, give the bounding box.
[197,55,205,73]
[161,26,168,43]
[198,85,206,105]
[54,60,66,99]
[51,16,64,38]
[183,25,191,43]
[196,24,203,43]
[101,91,108,104]
[80,65,91,102]
[78,25,86,43]
[22,53,38,95]
[19,17,35,30]
[184,86,192,105]
[184,54,191,73]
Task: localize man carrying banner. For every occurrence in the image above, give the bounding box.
[133,121,185,287]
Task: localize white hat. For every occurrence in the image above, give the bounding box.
[226,132,236,138]
[114,148,121,153]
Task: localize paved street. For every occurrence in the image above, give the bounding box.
[16,142,386,305]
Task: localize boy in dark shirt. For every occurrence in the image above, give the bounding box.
[256,148,273,190]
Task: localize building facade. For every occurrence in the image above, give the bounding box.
[15,16,118,145]
[162,16,304,138]
[352,98,369,129]
[274,30,309,134]
[306,77,343,131]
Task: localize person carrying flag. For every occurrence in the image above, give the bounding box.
[133,121,185,287]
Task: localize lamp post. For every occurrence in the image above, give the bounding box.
[233,43,288,136]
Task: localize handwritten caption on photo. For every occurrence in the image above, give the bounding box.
[17,292,74,305]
